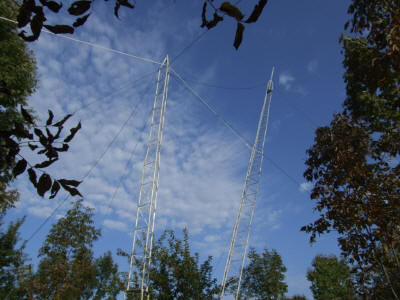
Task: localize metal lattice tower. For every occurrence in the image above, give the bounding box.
[220,68,275,300]
[125,56,170,300]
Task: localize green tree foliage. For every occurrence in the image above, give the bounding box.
[0,214,30,299]
[302,1,400,299]
[122,228,219,300]
[16,0,269,48]
[29,199,123,299]
[238,247,288,300]
[306,255,355,300]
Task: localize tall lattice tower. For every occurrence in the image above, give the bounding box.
[125,56,170,300]
[220,68,275,299]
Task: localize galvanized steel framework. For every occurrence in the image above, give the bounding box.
[220,68,275,300]
[125,56,170,300]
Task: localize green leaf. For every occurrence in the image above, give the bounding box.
[219,2,243,21]
[46,110,54,126]
[37,173,52,197]
[245,0,268,23]
[68,0,91,16]
[49,180,60,199]
[73,14,90,27]
[44,24,75,34]
[63,121,81,143]
[233,22,244,50]
[13,159,27,177]
[61,184,82,197]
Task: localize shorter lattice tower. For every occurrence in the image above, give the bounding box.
[125,56,170,300]
[220,68,275,299]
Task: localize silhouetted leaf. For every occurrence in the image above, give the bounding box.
[49,180,60,199]
[60,183,82,197]
[14,122,32,139]
[245,0,268,23]
[63,121,81,143]
[201,2,207,27]
[73,14,90,27]
[39,0,62,12]
[234,22,244,49]
[54,143,69,152]
[27,168,37,186]
[13,159,27,177]
[37,173,52,197]
[28,143,39,151]
[68,0,91,16]
[205,12,223,29]
[114,0,134,18]
[44,24,74,34]
[46,110,54,126]
[34,159,57,168]
[34,128,47,146]
[58,179,81,187]
[21,106,34,124]
[17,0,35,27]
[220,2,243,21]
[53,114,73,127]
[30,8,45,39]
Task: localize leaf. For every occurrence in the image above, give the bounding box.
[53,114,73,127]
[17,0,35,27]
[46,110,54,126]
[37,173,52,197]
[58,179,82,187]
[60,184,82,197]
[27,168,37,186]
[68,0,91,16]
[21,106,34,124]
[14,122,32,139]
[44,24,74,34]
[245,0,268,23]
[73,14,90,27]
[30,8,45,39]
[233,22,244,50]
[114,0,134,18]
[201,2,207,27]
[34,159,57,168]
[49,180,60,199]
[54,143,69,152]
[28,143,39,150]
[63,121,81,143]
[39,0,63,12]
[219,2,243,21]
[13,159,27,177]
[206,12,223,30]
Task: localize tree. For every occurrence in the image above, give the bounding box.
[0,188,31,299]
[1,0,83,203]
[16,0,269,49]
[306,255,355,300]
[30,199,124,299]
[302,0,400,299]
[238,247,288,300]
[122,228,219,300]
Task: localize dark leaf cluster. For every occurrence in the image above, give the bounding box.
[201,0,268,49]
[0,106,82,199]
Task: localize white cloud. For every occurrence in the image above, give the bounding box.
[307,59,318,73]
[103,219,129,231]
[28,206,53,218]
[279,72,295,90]
[299,182,313,192]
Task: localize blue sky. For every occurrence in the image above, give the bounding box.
[6,0,352,298]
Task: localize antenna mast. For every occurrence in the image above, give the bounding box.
[220,67,275,299]
[125,55,170,300]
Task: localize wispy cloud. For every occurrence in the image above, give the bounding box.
[279,72,295,90]
[307,59,318,73]
[299,182,312,192]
